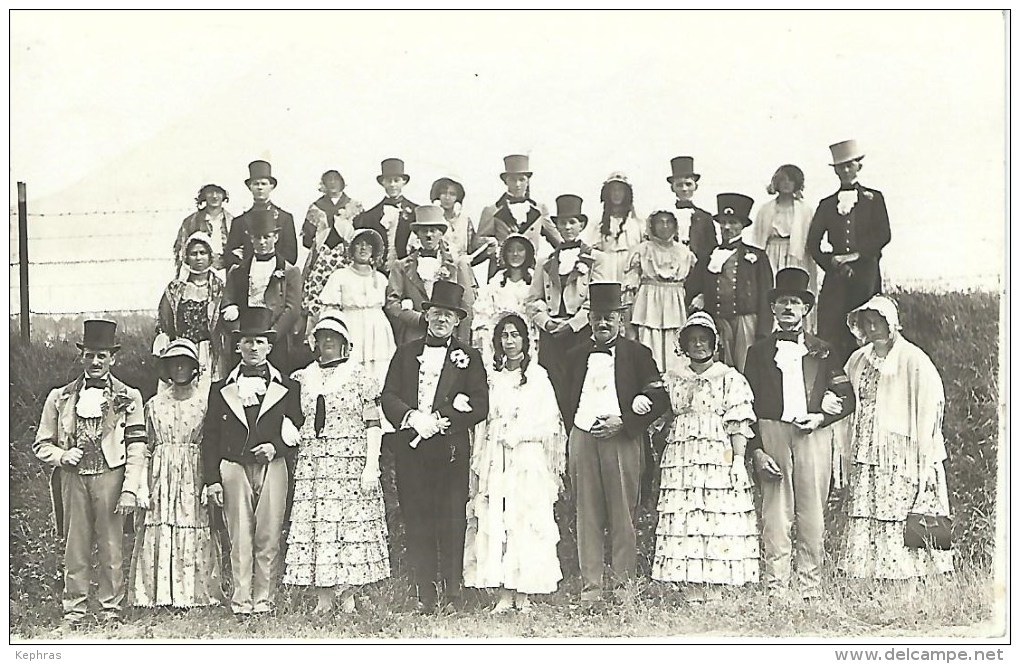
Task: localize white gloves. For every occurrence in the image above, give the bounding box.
[821,391,844,416]
[631,394,653,415]
[201,483,224,507]
[407,410,441,440]
[281,417,301,447]
[222,305,240,322]
[452,394,472,413]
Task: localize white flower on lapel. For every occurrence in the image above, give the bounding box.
[576,262,590,275]
[236,376,268,407]
[836,189,859,216]
[76,387,106,418]
[862,190,874,200]
[272,268,286,280]
[450,348,470,369]
[112,392,135,415]
[744,252,758,264]
[452,393,472,413]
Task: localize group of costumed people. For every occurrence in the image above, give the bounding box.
[33,139,951,631]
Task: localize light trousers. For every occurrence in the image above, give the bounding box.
[759,419,832,593]
[220,457,289,614]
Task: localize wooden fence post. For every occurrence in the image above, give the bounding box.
[17,181,29,342]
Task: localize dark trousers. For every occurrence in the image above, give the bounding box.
[817,259,882,365]
[394,439,470,607]
[537,324,591,422]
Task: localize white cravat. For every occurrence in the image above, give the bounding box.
[836,189,859,216]
[706,246,737,274]
[248,259,275,307]
[774,333,809,422]
[557,247,582,276]
[416,345,447,412]
[416,256,441,286]
[507,201,531,225]
[574,350,622,432]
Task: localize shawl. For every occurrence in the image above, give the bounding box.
[747,197,814,263]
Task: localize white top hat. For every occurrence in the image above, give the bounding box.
[829,139,865,165]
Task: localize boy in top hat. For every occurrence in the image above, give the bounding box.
[560,283,669,603]
[384,204,475,346]
[222,209,303,372]
[354,158,420,271]
[34,319,148,628]
[806,139,891,365]
[202,307,303,618]
[525,194,607,421]
[742,267,856,601]
[667,156,718,262]
[477,154,562,273]
[224,160,298,269]
[687,193,774,372]
[381,281,489,613]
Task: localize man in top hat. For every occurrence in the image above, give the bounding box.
[687,193,774,372]
[742,267,856,601]
[384,204,475,346]
[224,160,298,269]
[381,281,489,613]
[806,139,891,365]
[222,208,303,372]
[477,154,562,274]
[525,194,607,421]
[354,158,420,271]
[34,319,148,628]
[560,282,669,604]
[667,156,718,262]
[202,307,303,618]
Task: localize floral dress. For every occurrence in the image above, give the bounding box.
[463,363,566,594]
[130,388,222,607]
[283,361,390,588]
[653,360,760,585]
[839,356,954,579]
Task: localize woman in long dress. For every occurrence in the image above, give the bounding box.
[745,164,817,331]
[155,231,226,388]
[471,234,537,371]
[315,228,395,386]
[283,311,390,614]
[626,210,697,374]
[652,312,759,601]
[463,313,566,613]
[130,339,222,608]
[836,295,954,579]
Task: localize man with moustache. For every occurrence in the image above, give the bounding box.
[381,281,489,613]
[561,282,670,605]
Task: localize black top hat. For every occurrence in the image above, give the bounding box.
[430,177,465,204]
[245,209,281,237]
[667,156,701,184]
[552,194,588,225]
[713,193,755,228]
[421,280,468,319]
[589,282,626,312]
[377,158,410,185]
[76,319,121,351]
[769,267,816,307]
[234,307,278,342]
[245,160,278,187]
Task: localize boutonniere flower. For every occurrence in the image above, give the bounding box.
[401,298,414,311]
[435,265,452,282]
[806,344,830,359]
[450,348,470,369]
[112,392,136,416]
[744,252,758,264]
[862,190,874,200]
[452,393,473,413]
[575,262,590,276]
[272,268,286,280]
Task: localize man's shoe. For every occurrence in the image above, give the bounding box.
[98,610,122,625]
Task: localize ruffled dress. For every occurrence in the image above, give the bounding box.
[463,364,566,594]
[316,265,396,387]
[627,238,696,374]
[130,388,222,607]
[653,360,760,585]
[839,356,954,579]
[283,361,390,588]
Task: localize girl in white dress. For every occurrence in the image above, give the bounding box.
[471,234,537,370]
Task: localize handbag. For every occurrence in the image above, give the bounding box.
[903,512,953,550]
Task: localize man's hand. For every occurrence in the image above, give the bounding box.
[793,413,825,433]
[821,391,844,416]
[222,305,240,322]
[590,415,624,439]
[752,449,783,480]
[232,247,245,261]
[202,483,224,508]
[690,294,705,310]
[114,491,137,515]
[251,442,277,464]
[631,395,653,415]
[408,410,440,440]
[60,448,84,467]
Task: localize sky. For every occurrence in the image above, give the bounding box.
[8,10,1007,313]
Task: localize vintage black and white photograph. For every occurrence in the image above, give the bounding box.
[7,8,1008,651]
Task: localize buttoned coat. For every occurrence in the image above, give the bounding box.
[224,203,298,269]
[223,255,303,339]
[202,363,303,486]
[476,195,562,253]
[383,249,475,346]
[526,244,608,334]
[686,240,774,340]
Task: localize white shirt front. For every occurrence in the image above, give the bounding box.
[248,258,275,307]
[416,344,448,412]
[573,348,622,432]
[774,331,809,422]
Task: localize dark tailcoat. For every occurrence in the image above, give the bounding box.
[224,202,298,269]
[354,196,419,267]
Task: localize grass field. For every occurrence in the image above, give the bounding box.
[8,289,1003,640]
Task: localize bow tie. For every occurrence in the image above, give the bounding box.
[559,241,582,251]
[839,184,858,192]
[591,339,617,355]
[254,253,275,262]
[84,378,106,389]
[240,364,270,380]
[505,197,528,205]
[720,240,742,250]
[425,335,451,348]
[383,197,403,206]
[775,331,802,342]
[675,200,695,209]
[418,249,439,259]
